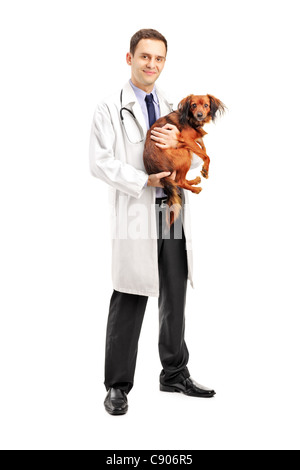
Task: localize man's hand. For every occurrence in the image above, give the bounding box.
[150,124,180,149]
[147,170,177,188]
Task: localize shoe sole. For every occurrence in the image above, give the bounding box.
[105,406,128,416]
[160,384,215,398]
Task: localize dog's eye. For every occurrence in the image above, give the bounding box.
[204,104,209,108]
[192,104,197,109]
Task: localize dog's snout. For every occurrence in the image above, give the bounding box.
[197,112,203,118]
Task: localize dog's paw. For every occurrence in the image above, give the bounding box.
[201,169,209,179]
[194,187,202,194]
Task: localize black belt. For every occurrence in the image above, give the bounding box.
[155,197,168,206]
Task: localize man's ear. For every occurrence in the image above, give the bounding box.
[207,95,226,121]
[126,52,132,66]
[178,95,193,125]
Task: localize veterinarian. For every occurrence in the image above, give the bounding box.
[89,29,215,415]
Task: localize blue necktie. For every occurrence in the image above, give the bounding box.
[145,93,156,128]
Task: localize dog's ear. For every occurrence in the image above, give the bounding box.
[207,95,226,121]
[178,95,193,125]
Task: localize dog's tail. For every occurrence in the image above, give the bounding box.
[161,177,182,227]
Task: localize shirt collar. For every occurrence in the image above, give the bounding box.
[129,79,159,105]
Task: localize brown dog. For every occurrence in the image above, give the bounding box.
[143,94,226,225]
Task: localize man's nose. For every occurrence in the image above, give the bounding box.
[147,58,156,68]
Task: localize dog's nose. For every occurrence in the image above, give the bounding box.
[197,113,203,118]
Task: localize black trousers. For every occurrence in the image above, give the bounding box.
[104,198,190,393]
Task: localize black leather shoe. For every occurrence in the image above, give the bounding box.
[160,377,216,398]
[104,388,128,415]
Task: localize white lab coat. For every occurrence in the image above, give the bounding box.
[89,81,201,297]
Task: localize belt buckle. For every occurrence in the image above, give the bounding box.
[160,198,168,208]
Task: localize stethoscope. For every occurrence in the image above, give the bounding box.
[119,89,145,144]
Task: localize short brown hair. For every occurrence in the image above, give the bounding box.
[130,29,168,56]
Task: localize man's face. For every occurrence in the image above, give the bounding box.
[126,39,167,92]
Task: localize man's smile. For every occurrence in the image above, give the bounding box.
[143,70,156,75]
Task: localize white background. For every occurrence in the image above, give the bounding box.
[1,0,300,451]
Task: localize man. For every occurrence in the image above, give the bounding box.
[89,29,215,416]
